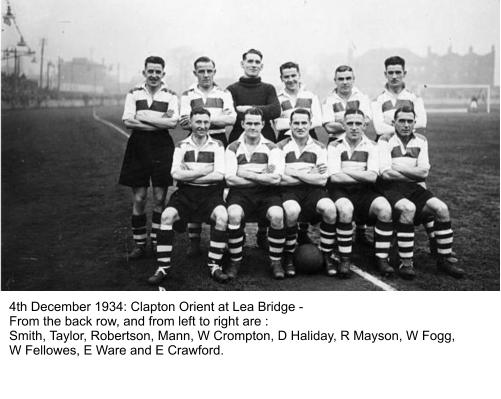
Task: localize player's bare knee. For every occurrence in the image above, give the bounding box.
[267,207,284,229]
[395,200,415,224]
[320,205,337,224]
[212,207,228,230]
[336,200,353,223]
[317,199,337,223]
[161,208,178,226]
[132,191,147,211]
[227,206,243,226]
[434,200,450,221]
[152,188,167,212]
[372,198,392,222]
[283,201,301,226]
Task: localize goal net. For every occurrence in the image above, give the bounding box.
[418,84,491,113]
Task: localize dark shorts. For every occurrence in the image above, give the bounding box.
[277,128,318,142]
[377,180,434,223]
[329,184,381,223]
[227,187,282,223]
[167,184,225,223]
[119,130,174,187]
[282,185,329,222]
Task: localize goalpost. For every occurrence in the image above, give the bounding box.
[419,84,491,113]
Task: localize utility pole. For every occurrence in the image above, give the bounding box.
[13,48,18,98]
[46,61,53,90]
[57,57,62,92]
[39,38,46,88]
[13,47,18,77]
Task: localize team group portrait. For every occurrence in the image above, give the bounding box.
[1,0,499,291]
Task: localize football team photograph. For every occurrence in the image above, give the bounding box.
[1,0,499,291]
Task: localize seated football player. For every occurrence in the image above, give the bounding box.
[377,105,463,279]
[327,109,394,278]
[147,107,229,285]
[279,108,338,277]
[178,56,237,254]
[275,62,323,245]
[225,108,286,280]
[322,65,373,247]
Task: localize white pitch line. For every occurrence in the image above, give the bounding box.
[351,265,397,291]
[92,107,397,292]
[92,108,130,139]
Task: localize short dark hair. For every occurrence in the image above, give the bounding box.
[290,108,311,122]
[193,56,215,69]
[243,107,264,121]
[280,61,300,75]
[344,108,365,118]
[242,49,263,61]
[384,56,405,70]
[144,56,165,69]
[190,107,211,119]
[394,105,415,120]
[335,65,353,75]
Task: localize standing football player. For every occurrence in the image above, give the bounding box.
[322,65,372,143]
[179,56,236,147]
[148,107,228,285]
[372,56,427,137]
[274,62,322,142]
[119,56,179,259]
[227,49,281,143]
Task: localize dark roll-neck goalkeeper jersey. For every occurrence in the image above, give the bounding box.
[226,76,281,143]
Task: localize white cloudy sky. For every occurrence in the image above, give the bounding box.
[2,0,499,83]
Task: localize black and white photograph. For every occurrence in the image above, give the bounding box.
[1,0,499,292]
[1,1,500,398]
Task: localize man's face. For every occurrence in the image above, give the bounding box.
[241,53,263,78]
[290,113,311,140]
[143,62,165,88]
[394,111,415,137]
[344,113,365,141]
[334,70,354,96]
[281,67,300,91]
[242,114,264,139]
[190,113,211,138]
[194,61,215,89]
[385,64,406,87]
